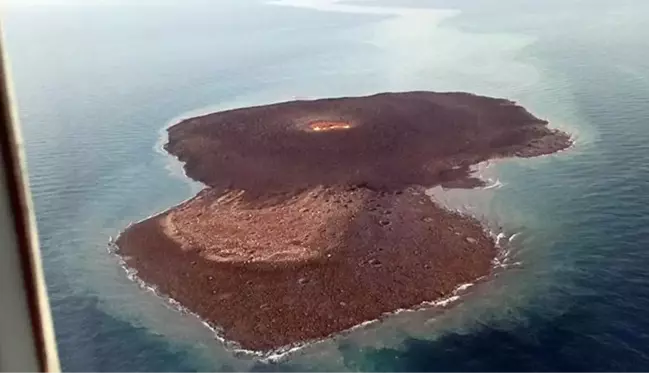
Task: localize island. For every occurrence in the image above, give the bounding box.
[115,91,571,352]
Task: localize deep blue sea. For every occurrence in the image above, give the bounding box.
[3,0,649,371]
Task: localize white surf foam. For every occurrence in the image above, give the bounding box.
[454,283,474,293]
[509,232,521,242]
[482,178,504,190]
[495,232,507,246]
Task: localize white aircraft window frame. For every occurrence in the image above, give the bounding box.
[0,28,60,372]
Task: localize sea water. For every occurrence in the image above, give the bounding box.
[3,0,649,370]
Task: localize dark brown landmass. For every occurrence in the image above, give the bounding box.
[115,91,571,352]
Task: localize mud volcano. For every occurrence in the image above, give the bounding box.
[115,91,571,351]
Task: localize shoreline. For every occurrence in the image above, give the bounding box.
[114,91,572,353]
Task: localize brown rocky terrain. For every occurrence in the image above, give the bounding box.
[115,91,571,352]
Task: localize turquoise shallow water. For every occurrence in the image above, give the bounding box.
[3,0,649,371]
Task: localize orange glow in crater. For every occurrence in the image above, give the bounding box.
[309,121,352,132]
